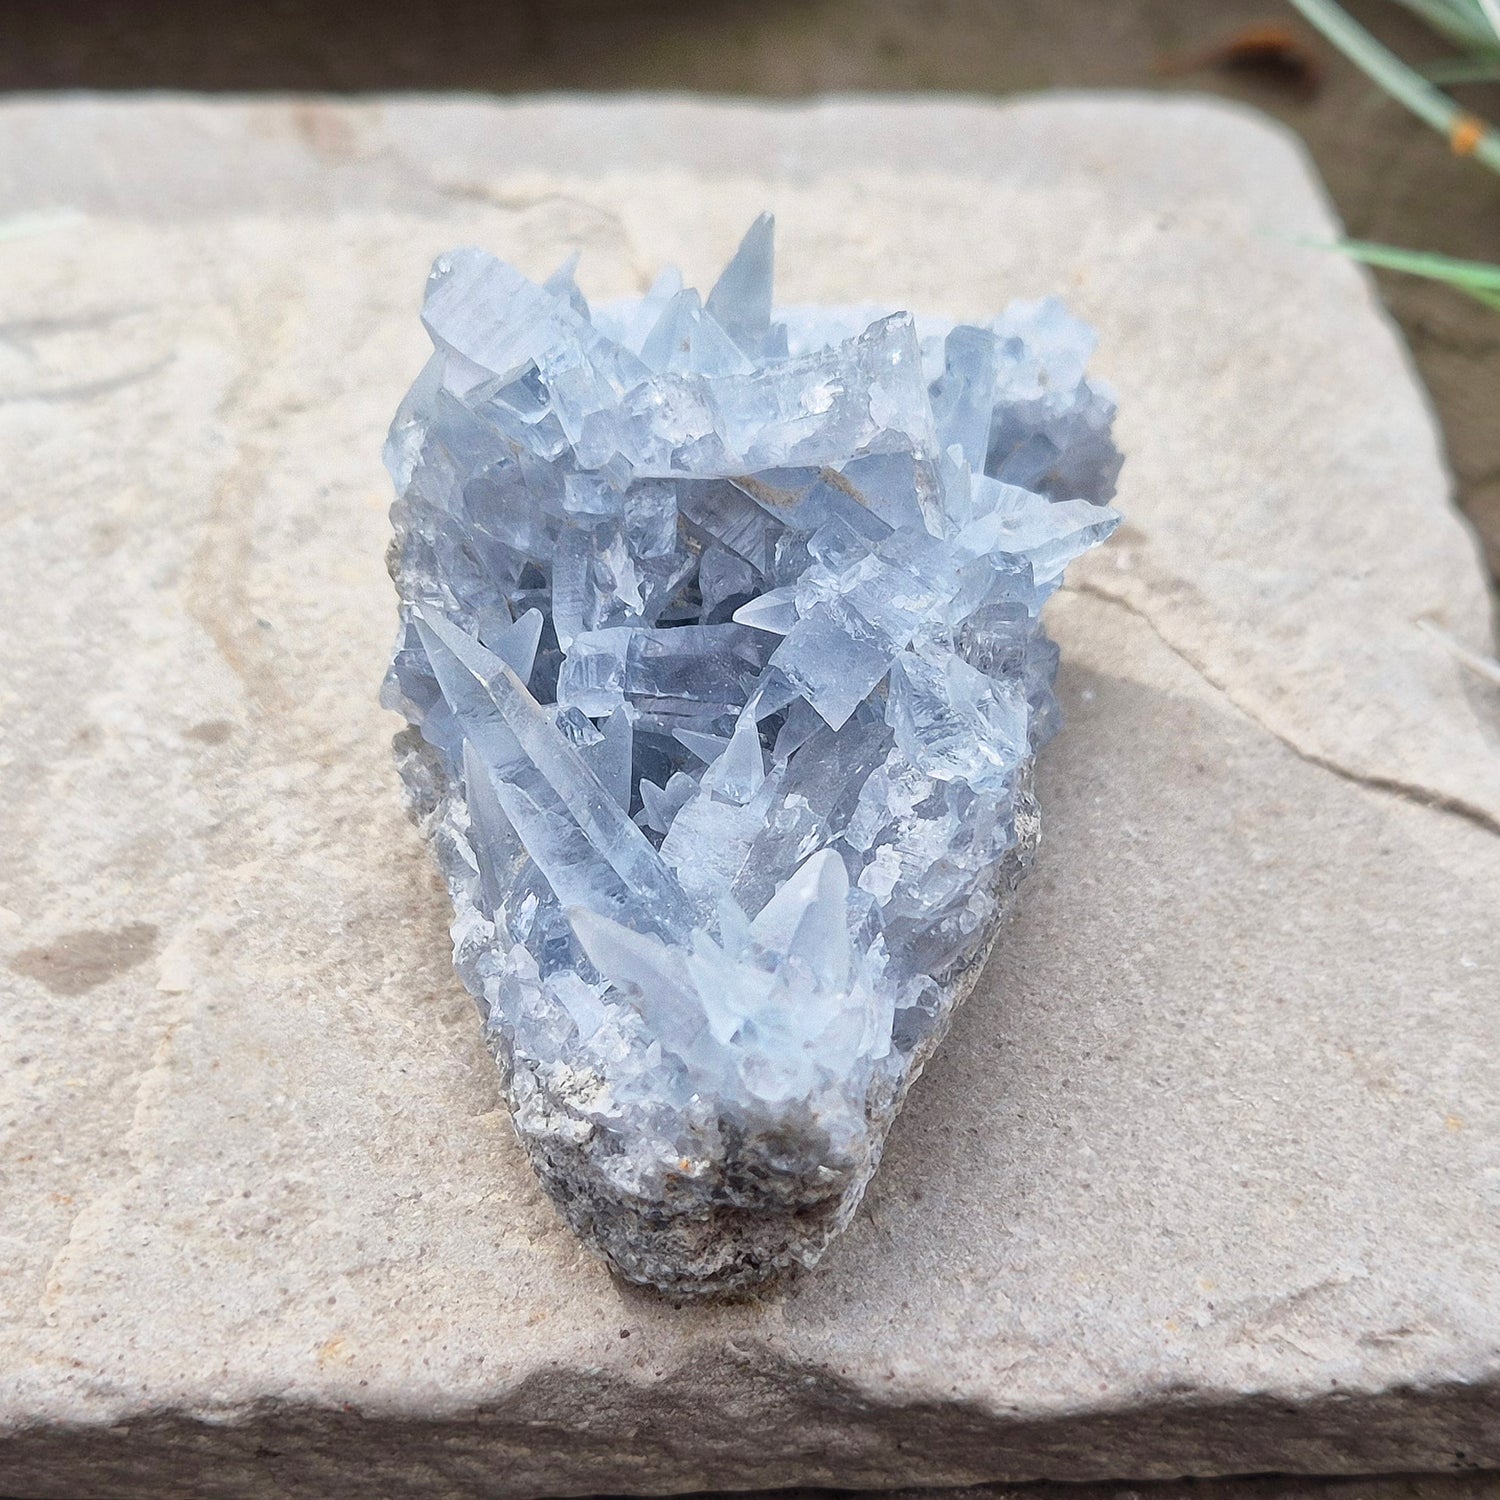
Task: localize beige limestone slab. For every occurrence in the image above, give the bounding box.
[0,97,1497,1499]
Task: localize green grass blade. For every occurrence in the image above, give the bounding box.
[1287,0,1500,173]
[1389,0,1500,50]
[1334,239,1500,287]
[1316,238,1500,309]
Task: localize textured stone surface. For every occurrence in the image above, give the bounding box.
[1,97,1497,1499]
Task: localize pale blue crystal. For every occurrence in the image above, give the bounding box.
[704,211,777,357]
[699,711,767,804]
[886,646,1029,797]
[383,216,1122,1294]
[637,770,697,836]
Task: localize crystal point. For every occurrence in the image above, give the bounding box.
[385,218,1121,1294]
[705,212,776,357]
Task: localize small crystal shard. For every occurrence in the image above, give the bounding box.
[383,218,1121,1294]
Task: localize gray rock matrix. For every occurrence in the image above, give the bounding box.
[382,216,1122,1293]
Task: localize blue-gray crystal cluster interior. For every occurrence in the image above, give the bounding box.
[383,216,1121,1294]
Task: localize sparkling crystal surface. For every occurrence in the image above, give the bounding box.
[383,217,1122,1293]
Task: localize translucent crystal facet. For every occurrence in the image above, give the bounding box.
[383,218,1121,1294]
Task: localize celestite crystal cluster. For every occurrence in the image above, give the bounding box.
[383,216,1121,1294]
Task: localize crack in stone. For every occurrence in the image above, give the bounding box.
[183,289,302,714]
[377,148,655,290]
[0,306,148,349]
[1071,580,1500,841]
[35,1021,178,1317]
[0,354,173,406]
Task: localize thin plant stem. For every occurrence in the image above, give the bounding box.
[1395,0,1500,49]
[1319,239,1500,308]
[1287,0,1500,172]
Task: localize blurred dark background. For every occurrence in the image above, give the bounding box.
[5,0,1499,571]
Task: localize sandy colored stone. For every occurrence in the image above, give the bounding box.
[0,98,1497,1499]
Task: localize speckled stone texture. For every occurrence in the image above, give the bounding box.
[1,97,1497,1500]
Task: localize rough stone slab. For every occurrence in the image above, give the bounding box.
[0,97,1497,1500]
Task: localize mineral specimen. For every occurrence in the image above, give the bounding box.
[383,216,1122,1295]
